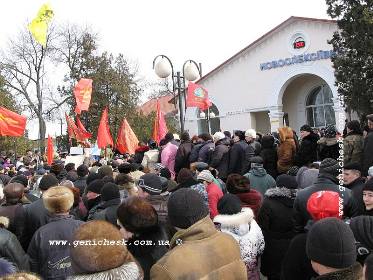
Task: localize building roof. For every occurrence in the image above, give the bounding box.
[138,94,177,116]
[197,16,336,84]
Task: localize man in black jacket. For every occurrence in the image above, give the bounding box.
[227,130,249,175]
[363,114,373,176]
[293,158,360,233]
[174,132,193,174]
[295,124,319,167]
[74,164,89,196]
[210,132,230,180]
[343,163,366,215]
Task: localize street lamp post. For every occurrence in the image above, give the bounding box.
[153,55,202,133]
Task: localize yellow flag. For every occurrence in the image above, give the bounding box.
[28,3,54,47]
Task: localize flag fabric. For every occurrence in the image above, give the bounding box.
[0,107,27,137]
[186,82,212,111]
[97,107,113,148]
[152,99,168,144]
[74,78,93,114]
[28,3,54,47]
[65,113,86,142]
[76,116,92,139]
[47,135,54,165]
[116,118,139,155]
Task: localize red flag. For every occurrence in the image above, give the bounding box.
[65,113,86,142]
[186,82,212,111]
[74,78,93,114]
[152,99,168,144]
[116,118,139,154]
[47,135,54,165]
[76,116,92,138]
[0,107,27,137]
[97,107,113,148]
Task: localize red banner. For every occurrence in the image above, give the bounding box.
[76,116,92,139]
[65,113,86,142]
[47,135,54,165]
[74,78,93,114]
[116,118,139,154]
[152,99,168,144]
[186,82,212,111]
[0,107,27,137]
[97,107,113,148]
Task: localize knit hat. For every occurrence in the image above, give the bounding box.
[344,162,362,172]
[324,125,337,138]
[350,216,373,255]
[176,168,194,184]
[197,170,214,183]
[307,191,342,221]
[139,173,163,195]
[39,174,59,191]
[71,220,134,274]
[98,165,113,178]
[363,178,373,192]
[43,186,74,214]
[276,174,298,189]
[217,194,242,215]
[168,188,209,229]
[319,158,340,177]
[306,217,356,269]
[213,132,226,142]
[296,166,319,189]
[300,124,312,132]
[116,196,158,233]
[87,179,105,194]
[100,183,120,201]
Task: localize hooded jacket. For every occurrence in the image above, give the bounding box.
[210,138,230,179]
[161,142,178,176]
[150,216,247,280]
[213,208,264,280]
[317,137,340,161]
[244,167,276,196]
[277,127,297,173]
[344,133,364,166]
[295,132,319,167]
[198,140,215,164]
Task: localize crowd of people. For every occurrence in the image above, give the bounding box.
[0,115,373,279]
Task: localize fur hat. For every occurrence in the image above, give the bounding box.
[71,220,134,274]
[276,174,298,189]
[43,186,74,214]
[344,162,362,172]
[167,188,209,229]
[39,174,59,191]
[213,132,226,142]
[319,158,340,177]
[0,216,9,228]
[307,191,342,221]
[116,197,158,233]
[217,194,242,215]
[306,217,356,269]
[364,178,373,192]
[245,129,256,138]
[197,170,214,183]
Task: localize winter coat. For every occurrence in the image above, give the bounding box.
[314,262,362,280]
[174,141,193,173]
[210,138,230,179]
[257,187,297,278]
[244,167,276,196]
[318,137,340,161]
[251,141,262,156]
[134,145,150,164]
[281,233,317,280]
[89,198,121,226]
[141,149,160,173]
[67,262,143,280]
[146,193,169,225]
[235,190,263,219]
[73,176,87,196]
[198,140,215,164]
[277,127,297,173]
[242,144,256,175]
[189,143,204,163]
[260,139,278,179]
[345,177,366,215]
[293,173,360,233]
[295,132,319,167]
[150,216,247,280]
[363,130,373,176]
[0,225,29,271]
[161,142,178,176]
[206,182,223,219]
[344,133,364,166]
[228,140,250,175]
[214,208,264,280]
[0,203,24,237]
[28,215,84,279]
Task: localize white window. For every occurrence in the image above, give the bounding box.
[306,84,335,128]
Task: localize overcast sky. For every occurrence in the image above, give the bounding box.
[0,0,330,139]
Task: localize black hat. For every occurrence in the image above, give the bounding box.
[344,162,362,172]
[306,217,356,269]
[77,165,89,177]
[300,124,312,132]
[350,216,373,254]
[325,125,337,138]
[168,188,209,229]
[363,178,373,192]
[217,194,242,215]
[319,158,340,177]
[9,175,28,187]
[139,173,163,195]
[87,179,104,194]
[100,183,120,201]
[39,174,59,190]
[160,168,171,180]
[367,114,373,122]
[250,156,263,164]
[276,174,298,189]
[86,173,101,186]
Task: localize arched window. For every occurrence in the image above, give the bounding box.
[198,104,220,134]
[306,84,335,128]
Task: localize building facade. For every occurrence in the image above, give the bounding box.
[184,17,344,136]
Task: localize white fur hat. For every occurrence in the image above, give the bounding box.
[245,129,256,138]
[213,132,226,142]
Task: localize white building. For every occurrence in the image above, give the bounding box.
[184,16,344,136]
